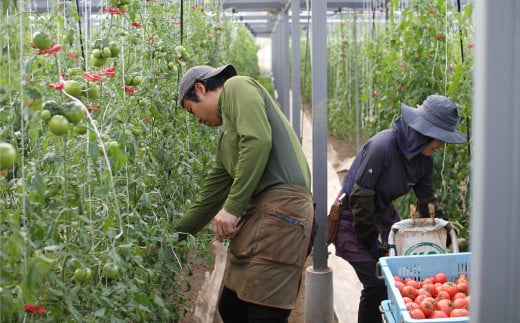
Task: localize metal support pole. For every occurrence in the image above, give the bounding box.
[470,0,520,322]
[291,0,301,139]
[305,1,334,322]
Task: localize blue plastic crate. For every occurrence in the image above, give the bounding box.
[381,300,397,323]
[379,252,471,323]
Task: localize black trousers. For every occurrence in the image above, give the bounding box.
[218,287,291,323]
[350,261,387,323]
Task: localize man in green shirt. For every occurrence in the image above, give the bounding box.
[176,64,315,322]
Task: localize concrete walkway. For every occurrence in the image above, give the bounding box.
[300,110,363,323]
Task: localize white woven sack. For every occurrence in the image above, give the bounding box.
[392,218,449,256]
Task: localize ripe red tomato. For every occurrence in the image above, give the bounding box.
[452,297,469,309]
[421,284,435,296]
[441,282,459,298]
[430,310,449,318]
[414,294,428,304]
[406,302,420,311]
[453,292,467,300]
[419,299,435,318]
[436,290,451,301]
[402,296,414,304]
[405,279,421,289]
[409,308,425,319]
[435,299,452,316]
[450,308,469,317]
[395,280,405,292]
[457,281,469,294]
[434,272,447,284]
[401,285,419,299]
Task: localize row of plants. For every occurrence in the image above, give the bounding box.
[0,0,259,321]
[300,0,474,245]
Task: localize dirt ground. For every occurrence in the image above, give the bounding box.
[177,132,356,323]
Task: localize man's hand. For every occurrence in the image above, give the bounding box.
[212,209,239,242]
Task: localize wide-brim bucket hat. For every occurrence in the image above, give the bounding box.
[178,64,237,105]
[401,95,467,144]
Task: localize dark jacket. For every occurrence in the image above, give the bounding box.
[334,118,437,262]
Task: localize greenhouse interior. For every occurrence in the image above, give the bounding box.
[1,0,518,322]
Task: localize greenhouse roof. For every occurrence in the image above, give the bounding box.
[222,0,470,37]
[222,0,375,37]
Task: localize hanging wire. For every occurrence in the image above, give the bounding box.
[74,0,87,71]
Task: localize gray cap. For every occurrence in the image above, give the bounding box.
[178,64,237,105]
[401,95,467,144]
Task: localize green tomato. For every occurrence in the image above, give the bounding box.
[90,55,107,67]
[0,142,17,170]
[132,126,143,136]
[109,41,121,57]
[175,45,190,61]
[63,101,85,124]
[131,75,142,86]
[73,267,92,283]
[92,48,103,58]
[167,61,178,72]
[84,82,99,99]
[48,115,69,136]
[73,124,87,135]
[63,80,82,98]
[102,263,119,279]
[32,31,52,50]
[101,47,112,58]
[40,109,52,121]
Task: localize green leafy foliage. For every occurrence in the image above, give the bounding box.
[0,1,259,321]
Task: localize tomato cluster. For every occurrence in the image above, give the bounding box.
[394,272,470,319]
[41,100,86,136]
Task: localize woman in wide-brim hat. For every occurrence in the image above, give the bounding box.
[331,94,466,323]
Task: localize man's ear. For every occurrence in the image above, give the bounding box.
[194,82,206,94]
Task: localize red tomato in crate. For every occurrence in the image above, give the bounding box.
[401,285,419,299]
[434,272,447,284]
[450,308,469,317]
[436,299,452,316]
[402,296,413,304]
[441,281,459,298]
[457,281,469,294]
[436,290,451,301]
[409,308,426,319]
[419,299,435,318]
[452,297,469,309]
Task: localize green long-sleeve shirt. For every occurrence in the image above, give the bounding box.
[175,76,311,235]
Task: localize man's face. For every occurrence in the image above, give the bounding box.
[183,82,222,127]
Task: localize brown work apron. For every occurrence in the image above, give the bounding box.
[224,183,314,309]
